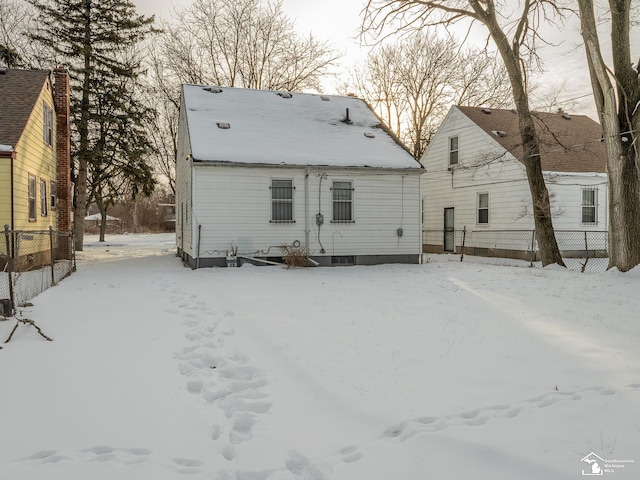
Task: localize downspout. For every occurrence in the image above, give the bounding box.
[304,168,310,254]
[10,150,15,230]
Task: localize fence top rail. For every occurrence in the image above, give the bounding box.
[4,229,73,235]
[424,229,608,234]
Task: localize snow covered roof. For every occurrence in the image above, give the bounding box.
[181,85,421,170]
[0,144,13,152]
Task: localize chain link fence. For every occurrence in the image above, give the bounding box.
[423,229,609,273]
[1,227,75,315]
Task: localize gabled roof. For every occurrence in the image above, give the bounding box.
[0,69,51,149]
[181,85,421,170]
[456,105,606,173]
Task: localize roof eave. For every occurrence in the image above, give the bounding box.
[192,158,424,172]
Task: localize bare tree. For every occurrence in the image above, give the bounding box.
[158,0,341,92]
[354,31,511,159]
[145,0,342,200]
[143,37,179,195]
[578,0,640,272]
[364,0,566,266]
[0,0,37,67]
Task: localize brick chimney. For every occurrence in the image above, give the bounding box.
[53,66,72,257]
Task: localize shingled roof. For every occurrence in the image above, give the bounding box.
[456,105,607,174]
[0,69,51,149]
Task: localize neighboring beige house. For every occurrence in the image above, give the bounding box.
[421,106,607,259]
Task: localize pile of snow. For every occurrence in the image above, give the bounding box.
[0,233,638,479]
[84,213,121,221]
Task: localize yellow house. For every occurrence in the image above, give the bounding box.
[0,68,72,268]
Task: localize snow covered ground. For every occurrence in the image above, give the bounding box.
[1,233,638,479]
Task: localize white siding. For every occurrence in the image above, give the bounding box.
[422,107,607,253]
[175,100,194,255]
[422,108,532,237]
[191,165,421,259]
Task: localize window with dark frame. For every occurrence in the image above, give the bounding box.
[271,179,294,223]
[449,135,459,166]
[332,181,353,223]
[477,192,489,224]
[40,179,48,216]
[581,186,598,224]
[28,174,36,221]
[50,181,57,209]
[43,103,53,146]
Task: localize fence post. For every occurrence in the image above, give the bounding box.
[581,231,590,273]
[49,226,56,286]
[4,224,15,316]
[460,226,466,262]
[530,230,536,267]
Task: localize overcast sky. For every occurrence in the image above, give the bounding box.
[131,0,633,119]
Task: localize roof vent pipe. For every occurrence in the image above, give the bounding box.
[343,108,352,124]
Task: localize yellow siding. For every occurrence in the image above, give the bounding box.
[0,159,10,229]
[11,78,57,233]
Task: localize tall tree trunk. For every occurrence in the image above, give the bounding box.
[481,8,565,266]
[578,0,640,271]
[132,196,139,234]
[73,0,92,252]
[96,197,107,242]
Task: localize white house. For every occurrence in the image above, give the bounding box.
[176,85,423,267]
[421,106,607,260]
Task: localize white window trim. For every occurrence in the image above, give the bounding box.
[40,179,48,216]
[448,135,459,166]
[43,103,53,147]
[28,174,36,221]
[477,191,489,225]
[581,186,598,225]
[331,179,355,224]
[270,178,295,224]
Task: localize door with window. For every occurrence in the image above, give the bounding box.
[444,207,455,252]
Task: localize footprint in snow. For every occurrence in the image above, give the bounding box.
[285,450,329,480]
[338,445,363,463]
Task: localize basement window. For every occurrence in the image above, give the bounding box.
[331,255,354,266]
